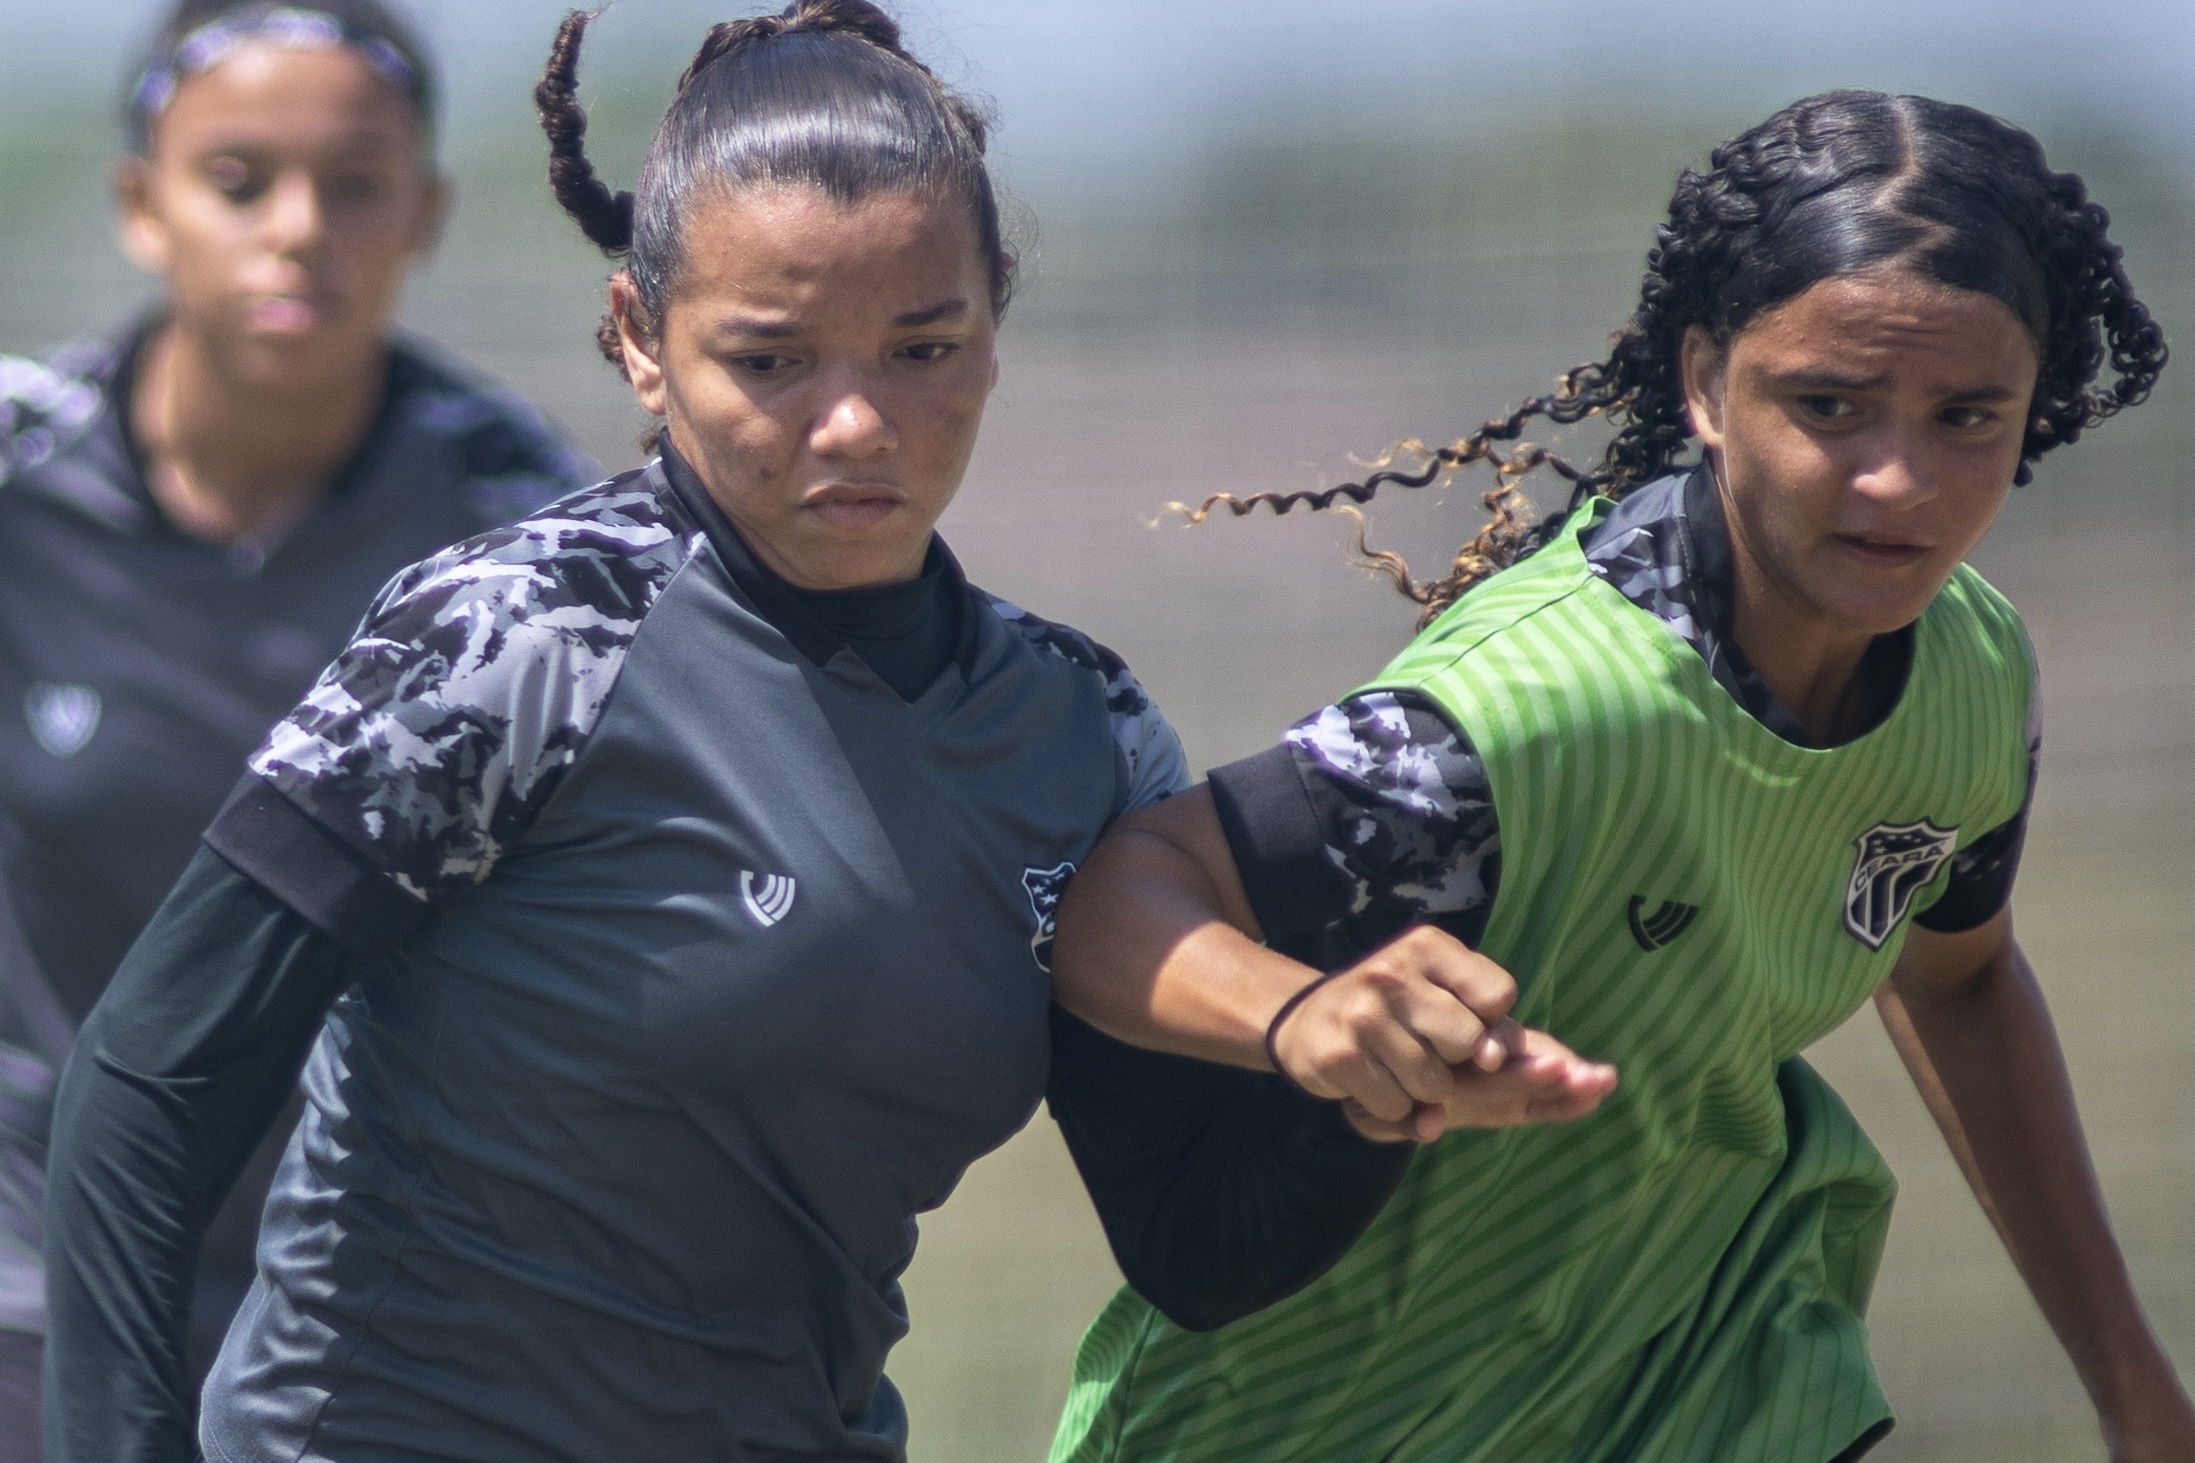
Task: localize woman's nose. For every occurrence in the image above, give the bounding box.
[810,388,897,460]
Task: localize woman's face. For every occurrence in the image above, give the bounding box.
[617,186,999,592]
[116,42,443,387]
[1681,268,2040,643]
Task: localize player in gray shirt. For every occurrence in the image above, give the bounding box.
[44,6,1199,1460]
[1,2,593,1455]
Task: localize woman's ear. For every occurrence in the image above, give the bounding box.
[112,155,169,275]
[409,171,453,260]
[610,274,668,417]
[1678,324,1728,453]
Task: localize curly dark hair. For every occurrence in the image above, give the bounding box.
[535,0,1013,442]
[1182,90,2168,627]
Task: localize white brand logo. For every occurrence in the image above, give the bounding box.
[25,683,100,759]
[1843,819,1958,950]
[740,870,797,928]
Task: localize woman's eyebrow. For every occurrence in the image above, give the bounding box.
[1766,367,1885,392]
[893,297,969,328]
[715,316,803,340]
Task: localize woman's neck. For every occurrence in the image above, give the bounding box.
[1726,547,1891,748]
[130,322,389,547]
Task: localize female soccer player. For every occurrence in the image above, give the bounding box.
[0,0,590,1452]
[41,5,1521,1460]
[1046,92,2195,1462]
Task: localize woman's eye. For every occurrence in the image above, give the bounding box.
[326,171,388,205]
[899,341,959,364]
[203,159,265,204]
[730,353,797,376]
[1940,405,1994,429]
[1797,394,1856,421]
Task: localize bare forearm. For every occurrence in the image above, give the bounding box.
[1892,942,2176,1421]
[1051,826,1313,1070]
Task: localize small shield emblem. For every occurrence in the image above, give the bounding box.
[739,870,796,928]
[1843,819,1958,951]
[1023,861,1077,973]
[25,682,100,759]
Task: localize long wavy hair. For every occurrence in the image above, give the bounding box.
[1181,91,2167,628]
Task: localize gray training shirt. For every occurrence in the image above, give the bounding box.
[0,322,594,1344]
[183,457,1186,1460]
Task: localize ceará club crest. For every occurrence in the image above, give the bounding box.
[1843,819,1959,951]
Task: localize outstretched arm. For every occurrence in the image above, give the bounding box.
[43,847,349,1463]
[1051,785,1613,1143]
[1879,910,2195,1462]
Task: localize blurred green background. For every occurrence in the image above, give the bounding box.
[3,1,2191,1458]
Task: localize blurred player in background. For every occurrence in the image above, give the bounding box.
[1047,91,2194,1463]
[0,1,594,1452]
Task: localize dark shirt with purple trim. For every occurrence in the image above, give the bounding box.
[0,323,594,1351]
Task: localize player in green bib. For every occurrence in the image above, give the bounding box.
[1042,92,2194,1462]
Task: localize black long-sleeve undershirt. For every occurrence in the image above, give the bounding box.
[43,846,346,1463]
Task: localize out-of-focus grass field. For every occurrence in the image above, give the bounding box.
[3,2,2191,1455]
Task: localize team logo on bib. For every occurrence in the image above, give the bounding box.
[25,682,101,759]
[740,870,797,928]
[1842,819,1958,950]
[1023,861,1077,973]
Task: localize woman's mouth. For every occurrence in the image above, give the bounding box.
[803,484,905,531]
[1831,534,1930,568]
[245,295,325,335]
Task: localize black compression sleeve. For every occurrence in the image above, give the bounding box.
[43,847,349,1463]
[1913,807,2030,933]
[1207,744,1350,943]
[1046,1007,1412,1332]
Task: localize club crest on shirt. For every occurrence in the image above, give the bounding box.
[740,870,797,928]
[1843,819,1958,951]
[1023,861,1077,973]
[25,682,100,759]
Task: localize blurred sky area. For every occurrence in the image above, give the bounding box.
[2,0,2192,186]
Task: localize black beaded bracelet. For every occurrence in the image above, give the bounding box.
[1262,970,1344,1097]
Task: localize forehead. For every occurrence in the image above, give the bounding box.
[150,42,423,159]
[672,186,987,311]
[1735,270,2038,381]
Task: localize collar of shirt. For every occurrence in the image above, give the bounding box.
[1579,464,1913,748]
[6,316,462,565]
[657,444,974,700]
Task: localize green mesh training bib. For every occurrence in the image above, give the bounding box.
[1051,501,2033,1463]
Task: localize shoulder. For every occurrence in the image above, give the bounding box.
[0,338,113,487]
[976,592,1190,811]
[386,335,601,525]
[1924,564,2036,717]
[250,474,705,895]
[1932,563,2029,646]
[356,471,700,646]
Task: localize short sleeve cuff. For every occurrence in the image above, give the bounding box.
[1207,744,1350,942]
[203,775,429,958]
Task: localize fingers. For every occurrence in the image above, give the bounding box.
[1337,1030,1619,1142]
[1436,1030,1618,1131]
[1387,925,1517,1030]
[1269,927,1524,1117]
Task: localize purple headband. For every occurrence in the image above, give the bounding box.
[128,6,428,152]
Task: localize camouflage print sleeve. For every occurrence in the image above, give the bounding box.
[240,478,700,906]
[980,597,1190,814]
[1211,690,1500,957]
